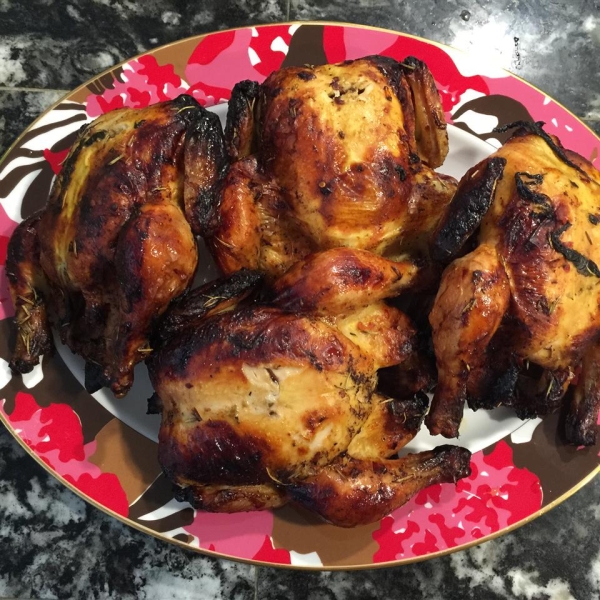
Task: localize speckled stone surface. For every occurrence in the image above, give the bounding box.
[1,2,599,599]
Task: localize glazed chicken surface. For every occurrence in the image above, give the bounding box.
[202,55,457,280]
[148,248,471,527]
[427,122,600,445]
[7,95,226,397]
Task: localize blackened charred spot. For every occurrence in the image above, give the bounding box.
[227,329,268,356]
[159,419,271,486]
[82,130,107,147]
[297,71,316,81]
[338,131,345,139]
[155,269,263,345]
[134,120,146,129]
[303,348,324,372]
[409,153,420,164]
[432,156,507,262]
[515,172,553,217]
[550,221,600,278]
[395,165,407,181]
[368,54,403,100]
[589,214,600,225]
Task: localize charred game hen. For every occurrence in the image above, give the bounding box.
[428,122,600,445]
[7,95,226,397]
[202,56,457,280]
[149,248,471,527]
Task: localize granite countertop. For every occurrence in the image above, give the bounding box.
[1,1,599,599]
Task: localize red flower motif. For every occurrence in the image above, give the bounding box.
[248,25,294,78]
[0,235,8,266]
[373,518,421,562]
[0,202,19,266]
[85,55,190,117]
[43,148,70,176]
[1,392,129,517]
[411,529,440,556]
[64,472,129,517]
[252,535,292,565]
[372,441,542,562]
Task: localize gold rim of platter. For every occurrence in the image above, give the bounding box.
[0,21,598,570]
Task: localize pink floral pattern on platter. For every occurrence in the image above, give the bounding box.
[182,509,290,563]
[85,25,299,117]
[1,392,129,516]
[185,25,295,102]
[85,55,192,116]
[484,78,599,167]
[322,25,491,114]
[372,441,542,562]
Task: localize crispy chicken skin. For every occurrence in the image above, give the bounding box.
[149,249,471,526]
[428,122,600,444]
[7,95,227,397]
[204,56,457,280]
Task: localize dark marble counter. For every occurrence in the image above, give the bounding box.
[1,1,599,599]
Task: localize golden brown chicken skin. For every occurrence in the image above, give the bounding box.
[427,122,600,444]
[203,56,457,280]
[148,249,471,526]
[6,95,227,397]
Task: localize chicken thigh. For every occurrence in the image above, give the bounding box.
[202,56,457,280]
[148,248,471,527]
[7,95,227,397]
[427,122,600,445]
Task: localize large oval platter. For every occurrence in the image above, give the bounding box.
[0,22,598,569]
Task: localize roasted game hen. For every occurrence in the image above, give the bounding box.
[7,95,227,397]
[427,122,600,445]
[201,55,457,280]
[148,248,471,527]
